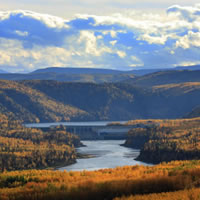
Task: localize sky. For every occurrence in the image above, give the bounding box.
[0,1,200,72]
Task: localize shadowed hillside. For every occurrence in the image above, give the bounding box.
[0,80,90,122]
[20,80,200,121]
[124,70,200,86]
[0,72,135,83]
[0,80,200,122]
[0,67,136,83]
[184,106,200,118]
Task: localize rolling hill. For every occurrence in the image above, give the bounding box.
[0,80,90,122]
[0,72,135,83]
[31,67,127,74]
[0,69,200,122]
[124,70,200,86]
[32,65,200,75]
[1,66,200,83]
[13,80,200,121]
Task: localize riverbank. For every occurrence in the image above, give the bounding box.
[58,140,148,172]
[44,153,95,170]
[123,118,200,164]
[76,152,96,159]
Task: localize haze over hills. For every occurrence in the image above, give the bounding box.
[0,65,200,83]
[0,72,135,83]
[30,66,172,76]
[31,67,128,75]
[0,69,7,74]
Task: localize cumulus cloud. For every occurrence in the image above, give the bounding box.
[1,5,200,72]
[167,4,200,22]
[0,10,71,48]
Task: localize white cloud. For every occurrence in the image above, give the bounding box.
[1,5,200,72]
[167,4,200,22]
[110,30,117,38]
[174,61,200,66]
[78,30,112,56]
[110,40,117,45]
[0,10,70,28]
[138,34,168,45]
[116,51,126,58]
[176,31,200,49]
[15,30,29,37]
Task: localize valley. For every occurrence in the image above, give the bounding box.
[1,69,200,123]
[1,1,200,199]
[1,68,200,199]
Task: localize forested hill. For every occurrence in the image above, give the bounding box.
[1,68,200,85]
[0,67,136,83]
[0,113,82,171]
[124,117,200,164]
[0,72,135,83]
[0,80,200,122]
[0,80,90,122]
[124,70,200,86]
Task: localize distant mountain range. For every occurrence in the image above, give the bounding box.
[0,66,200,122]
[0,72,135,83]
[0,65,200,83]
[31,65,200,76]
[32,67,127,75]
[0,69,8,73]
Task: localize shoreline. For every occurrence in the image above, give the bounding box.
[45,159,77,171]
[52,141,151,171]
[52,153,96,170]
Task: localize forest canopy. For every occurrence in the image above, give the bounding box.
[0,114,81,171]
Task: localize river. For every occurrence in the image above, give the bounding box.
[25,121,127,128]
[58,140,150,171]
[25,121,150,171]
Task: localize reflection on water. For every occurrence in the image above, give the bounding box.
[58,140,150,171]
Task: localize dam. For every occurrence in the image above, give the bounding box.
[25,121,140,140]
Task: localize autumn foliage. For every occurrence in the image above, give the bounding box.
[0,114,81,171]
[0,160,200,199]
[114,188,200,200]
[125,117,200,164]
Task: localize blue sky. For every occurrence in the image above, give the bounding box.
[0,1,200,72]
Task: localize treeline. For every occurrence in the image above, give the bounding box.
[0,160,200,200]
[0,114,82,171]
[124,118,200,164]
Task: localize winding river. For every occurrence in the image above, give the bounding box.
[58,140,150,171]
[25,121,150,171]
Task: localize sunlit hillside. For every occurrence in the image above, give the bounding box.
[125,117,200,163]
[0,114,82,171]
[1,160,200,200]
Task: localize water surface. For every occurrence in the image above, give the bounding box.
[59,140,150,171]
[25,121,127,128]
